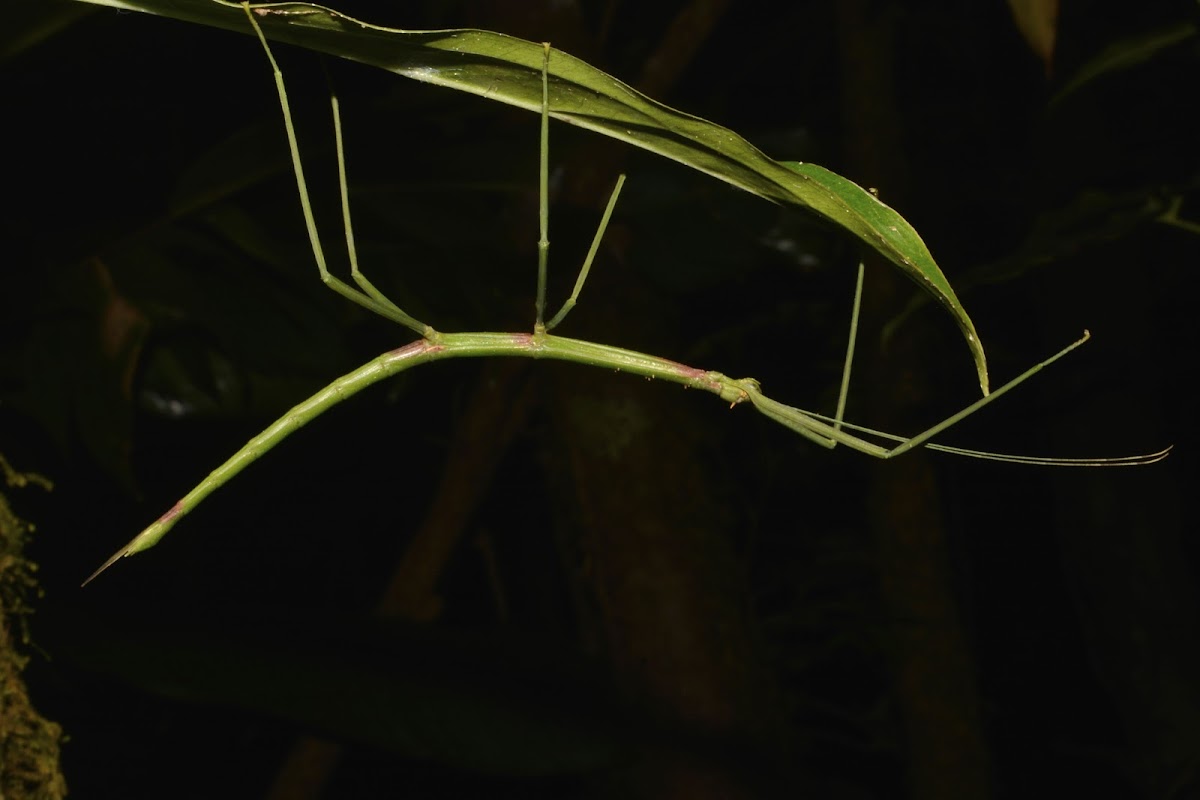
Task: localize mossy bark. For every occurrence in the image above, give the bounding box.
[0,455,67,800]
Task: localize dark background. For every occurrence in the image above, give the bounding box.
[2,0,1196,797]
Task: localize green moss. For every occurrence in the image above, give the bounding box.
[0,454,66,800]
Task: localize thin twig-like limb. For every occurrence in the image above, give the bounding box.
[737,329,1167,463]
[831,261,865,435]
[544,174,627,331]
[755,258,861,451]
[244,3,432,336]
[534,42,552,331]
[778,407,1172,465]
[333,95,432,335]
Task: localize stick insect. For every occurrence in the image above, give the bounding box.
[83,2,1170,585]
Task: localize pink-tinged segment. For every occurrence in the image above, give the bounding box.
[388,339,438,358]
[159,501,185,526]
[675,363,709,381]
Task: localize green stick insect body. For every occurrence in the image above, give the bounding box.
[83,3,1169,585]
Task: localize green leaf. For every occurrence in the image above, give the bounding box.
[1051,21,1197,107]
[68,0,990,392]
[1,0,96,61]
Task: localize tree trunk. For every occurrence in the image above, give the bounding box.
[835,2,993,798]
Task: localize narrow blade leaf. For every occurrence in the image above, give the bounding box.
[69,0,990,391]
